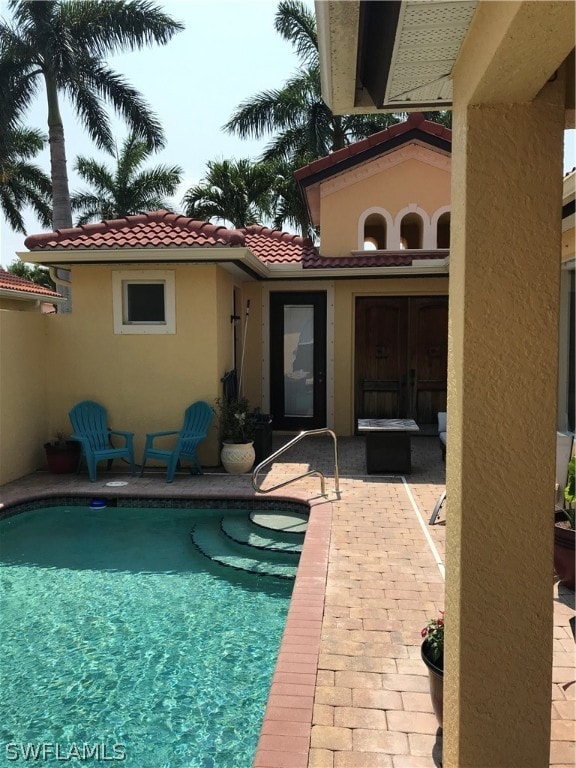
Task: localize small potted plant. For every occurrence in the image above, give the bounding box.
[216,397,257,474]
[554,456,575,590]
[421,610,444,727]
[44,431,81,474]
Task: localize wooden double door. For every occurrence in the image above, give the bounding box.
[355,296,448,426]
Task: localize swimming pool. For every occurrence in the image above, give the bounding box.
[0,499,305,767]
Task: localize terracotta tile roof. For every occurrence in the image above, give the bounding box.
[23,212,319,266]
[294,112,451,185]
[21,210,448,272]
[302,250,448,269]
[242,225,317,264]
[24,210,245,251]
[0,268,63,298]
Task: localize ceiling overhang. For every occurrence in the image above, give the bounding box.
[318,0,574,126]
[317,0,478,114]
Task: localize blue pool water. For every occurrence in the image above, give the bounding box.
[0,504,294,767]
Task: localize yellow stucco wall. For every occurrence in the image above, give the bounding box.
[319,156,451,256]
[442,6,571,757]
[44,263,241,469]
[240,282,264,408]
[0,310,49,484]
[0,298,42,311]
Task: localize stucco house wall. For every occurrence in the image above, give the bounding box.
[44,263,237,467]
[0,311,49,484]
[320,154,451,256]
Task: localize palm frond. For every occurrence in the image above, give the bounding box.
[130,166,182,198]
[274,0,318,67]
[61,0,184,56]
[73,157,115,193]
[115,132,151,183]
[0,122,52,232]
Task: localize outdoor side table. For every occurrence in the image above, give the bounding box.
[357,418,420,474]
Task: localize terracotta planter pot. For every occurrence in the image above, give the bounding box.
[554,510,575,590]
[221,441,255,474]
[44,441,81,474]
[421,641,443,728]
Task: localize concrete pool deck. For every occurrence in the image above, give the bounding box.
[1,435,574,768]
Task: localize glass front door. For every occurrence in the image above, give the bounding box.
[270,292,327,430]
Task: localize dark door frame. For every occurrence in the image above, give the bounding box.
[269,291,327,431]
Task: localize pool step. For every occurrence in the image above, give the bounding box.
[191,518,299,579]
[221,515,303,554]
[250,510,308,535]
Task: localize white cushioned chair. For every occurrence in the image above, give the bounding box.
[438,411,447,460]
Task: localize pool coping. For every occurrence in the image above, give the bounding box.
[253,494,332,768]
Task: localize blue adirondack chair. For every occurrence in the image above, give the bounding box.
[69,400,136,482]
[140,401,214,483]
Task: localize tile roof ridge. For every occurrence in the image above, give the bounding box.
[24,210,247,249]
[243,224,314,247]
[24,213,148,248]
[186,218,245,245]
[135,210,246,245]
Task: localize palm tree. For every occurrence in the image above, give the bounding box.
[0,0,183,231]
[71,132,182,225]
[0,126,52,233]
[182,159,274,229]
[224,0,400,163]
[265,156,315,238]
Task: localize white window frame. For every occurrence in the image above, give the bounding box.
[112,270,176,334]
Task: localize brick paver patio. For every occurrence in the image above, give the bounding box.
[0,435,574,767]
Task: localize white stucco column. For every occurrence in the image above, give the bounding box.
[444,71,567,767]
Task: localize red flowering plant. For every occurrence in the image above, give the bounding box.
[421,610,444,669]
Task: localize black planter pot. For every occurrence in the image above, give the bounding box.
[554,510,575,590]
[421,640,444,728]
[44,441,81,474]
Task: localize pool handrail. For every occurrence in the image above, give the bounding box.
[252,428,340,497]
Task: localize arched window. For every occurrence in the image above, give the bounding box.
[436,212,451,248]
[363,213,387,250]
[400,213,423,249]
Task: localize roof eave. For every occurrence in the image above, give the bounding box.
[18,247,270,279]
[0,288,67,304]
[267,258,450,280]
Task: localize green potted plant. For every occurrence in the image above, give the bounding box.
[554,456,575,590]
[44,431,81,474]
[421,610,444,727]
[216,397,257,474]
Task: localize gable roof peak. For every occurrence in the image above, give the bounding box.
[295,113,451,185]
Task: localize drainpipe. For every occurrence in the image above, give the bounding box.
[49,267,72,313]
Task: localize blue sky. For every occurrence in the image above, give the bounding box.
[1,0,574,268]
[0,0,315,266]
